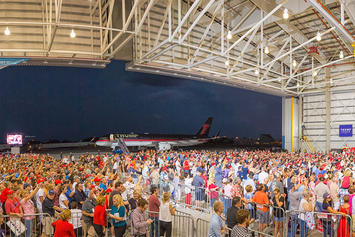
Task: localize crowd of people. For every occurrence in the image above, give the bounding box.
[0,149,353,237]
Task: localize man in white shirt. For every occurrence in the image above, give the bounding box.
[258,170,269,184]
[314,176,329,212]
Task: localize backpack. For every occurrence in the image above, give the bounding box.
[341,176,350,189]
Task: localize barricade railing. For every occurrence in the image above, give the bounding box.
[0,213,51,237]
[145,210,194,237]
[285,210,353,237]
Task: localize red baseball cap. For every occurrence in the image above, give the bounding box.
[55,179,63,185]
[93,177,101,182]
[37,177,46,184]
[105,188,113,193]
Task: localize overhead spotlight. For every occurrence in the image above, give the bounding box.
[283,8,289,19]
[316,31,321,41]
[68,61,73,65]
[227,31,232,40]
[43,60,48,64]
[292,60,297,67]
[297,82,300,87]
[339,50,344,59]
[255,68,259,75]
[264,46,269,54]
[70,29,76,38]
[4,27,10,36]
[225,60,230,66]
[312,71,317,77]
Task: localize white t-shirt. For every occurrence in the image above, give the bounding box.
[184,178,192,194]
[259,171,269,184]
[59,193,68,209]
[35,188,45,211]
[159,202,172,222]
[122,181,135,200]
[224,184,233,199]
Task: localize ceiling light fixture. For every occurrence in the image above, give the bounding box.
[225,60,230,66]
[339,50,344,59]
[312,71,317,77]
[264,46,269,54]
[227,31,232,40]
[292,60,297,67]
[70,29,76,38]
[316,31,321,41]
[283,8,289,19]
[255,68,259,75]
[4,27,10,36]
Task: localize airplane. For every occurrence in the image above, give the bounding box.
[94,117,215,151]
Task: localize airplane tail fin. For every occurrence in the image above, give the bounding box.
[196,117,213,137]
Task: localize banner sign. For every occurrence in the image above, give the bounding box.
[0,58,28,66]
[339,125,353,137]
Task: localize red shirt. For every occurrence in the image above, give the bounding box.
[148,195,160,218]
[5,197,21,214]
[93,205,107,226]
[52,219,75,237]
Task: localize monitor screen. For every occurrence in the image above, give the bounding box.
[7,134,23,145]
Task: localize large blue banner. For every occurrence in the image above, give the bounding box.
[339,125,353,137]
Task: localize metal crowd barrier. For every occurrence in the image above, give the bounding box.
[0,213,51,237]
[285,210,353,237]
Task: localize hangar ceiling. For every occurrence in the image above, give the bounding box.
[0,0,354,96]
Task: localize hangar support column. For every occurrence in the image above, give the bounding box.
[325,67,331,152]
[282,97,299,152]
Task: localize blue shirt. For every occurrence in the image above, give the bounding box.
[110,205,126,227]
[99,183,107,192]
[208,213,224,237]
[65,187,73,202]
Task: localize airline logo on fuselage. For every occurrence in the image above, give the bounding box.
[113,134,139,138]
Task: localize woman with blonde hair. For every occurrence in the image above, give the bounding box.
[159,192,176,237]
[51,209,75,237]
[93,196,107,237]
[108,194,127,237]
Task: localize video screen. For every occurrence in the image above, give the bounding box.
[7,134,23,145]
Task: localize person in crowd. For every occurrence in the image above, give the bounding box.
[208,177,219,208]
[159,192,175,237]
[298,191,315,237]
[231,209,252,237]
[288,180,304,237]
[192,171,205,210]
[148,186,160,237]
[315,176,330,212]
[222,178,233,216]
[19,186,39,237]
[208,201,225,237]
[337,195,350,237]
[52,209,75,237]
[253,184,269,235]
[131,198,153,237]
[108,194,127,237]
[70,201,82,236]
[128,190,141,213]
[93,195,107,237]
[227,196,243,232]
[73,183,87,210]
[322,193,346,237]
[272,188,285,237]
[81,189,97,237]
[184,173,193,207]
[59,186,70,209]
[244,185,255,219]
[108,181,125,209]
[42,190,63,237]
